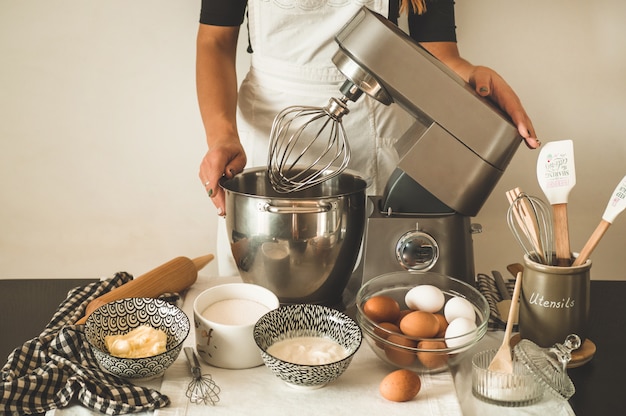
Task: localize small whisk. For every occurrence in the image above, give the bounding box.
[184,347,220,405]
[267,80,363,193]
[506,188,554,265]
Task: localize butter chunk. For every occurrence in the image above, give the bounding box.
[105,325,167,358]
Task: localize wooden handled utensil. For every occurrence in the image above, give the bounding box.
[506,187,547,264]
[75,254,214,325]
[573,175,626,266]
[507,263,524,278]
[537,140,576,266]
[488,271,522,373]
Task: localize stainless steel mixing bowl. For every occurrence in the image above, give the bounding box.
[221,166,368,305]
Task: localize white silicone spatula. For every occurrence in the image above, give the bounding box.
[573,175,626,266]
[537,140,576,266]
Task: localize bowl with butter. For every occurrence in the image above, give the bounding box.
[253,304,362,389]
[85,297,190,380]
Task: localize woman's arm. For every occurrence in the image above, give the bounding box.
[421,41,540,149]
[196,24,247,214]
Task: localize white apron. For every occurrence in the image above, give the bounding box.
[217,0,415,276]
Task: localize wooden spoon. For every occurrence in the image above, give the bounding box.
[507,263,524,279]
[75,254,214,325]
[572,175,626,266]
[488,272,522,373]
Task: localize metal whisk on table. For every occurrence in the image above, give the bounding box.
[267,80,363,193]
[184,347,220,405]
[506,188,554,265]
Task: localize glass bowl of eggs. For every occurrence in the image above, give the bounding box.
[355,271,489,374]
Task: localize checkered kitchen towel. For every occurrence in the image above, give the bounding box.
[1,273,173,415]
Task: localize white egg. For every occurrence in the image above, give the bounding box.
[404,284,445,312]
[444,317,477,350]
[444,296,475,323]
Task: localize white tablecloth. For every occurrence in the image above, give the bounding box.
[48,275,576,416]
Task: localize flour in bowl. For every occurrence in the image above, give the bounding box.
[267,336,349,365]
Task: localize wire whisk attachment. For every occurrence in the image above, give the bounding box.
[267,80,363,193]
[184,347,220,405]
[506,188,554,265]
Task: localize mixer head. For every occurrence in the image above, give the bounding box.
[268,6,523,212]
[333,7,523,217]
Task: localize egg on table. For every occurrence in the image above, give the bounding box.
[379,369,422,402]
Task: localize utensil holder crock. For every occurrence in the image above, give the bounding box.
[519,254,591,347]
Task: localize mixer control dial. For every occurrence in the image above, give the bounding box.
[395,230,439,271]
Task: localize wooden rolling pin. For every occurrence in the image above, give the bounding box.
[75,254,214,325]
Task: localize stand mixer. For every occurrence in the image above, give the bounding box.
[329,7,523,286]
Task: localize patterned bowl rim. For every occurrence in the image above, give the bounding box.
[253,303,363,367]
[85,297,190,360]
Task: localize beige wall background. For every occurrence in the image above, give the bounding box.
[1,0,624,282]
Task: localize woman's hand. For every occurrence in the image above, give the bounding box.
[198,139,247,216]
[196,24,244,215]
[468,65,540,149]
[421,41,540,149]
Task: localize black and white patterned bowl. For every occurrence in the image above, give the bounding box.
[85,297,190,380]
[253,304,362,389]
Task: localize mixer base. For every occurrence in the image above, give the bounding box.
[359,196,477,286]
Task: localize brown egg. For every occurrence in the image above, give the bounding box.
[395,309,412,326]
[399,311,440,338]
[373,322,401,348]
[433,313,448,338]
[384,334,417,366]
[416,340,449,369]
[363,295,400,323]
[374,321,401,339]
[379,369,422,402]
